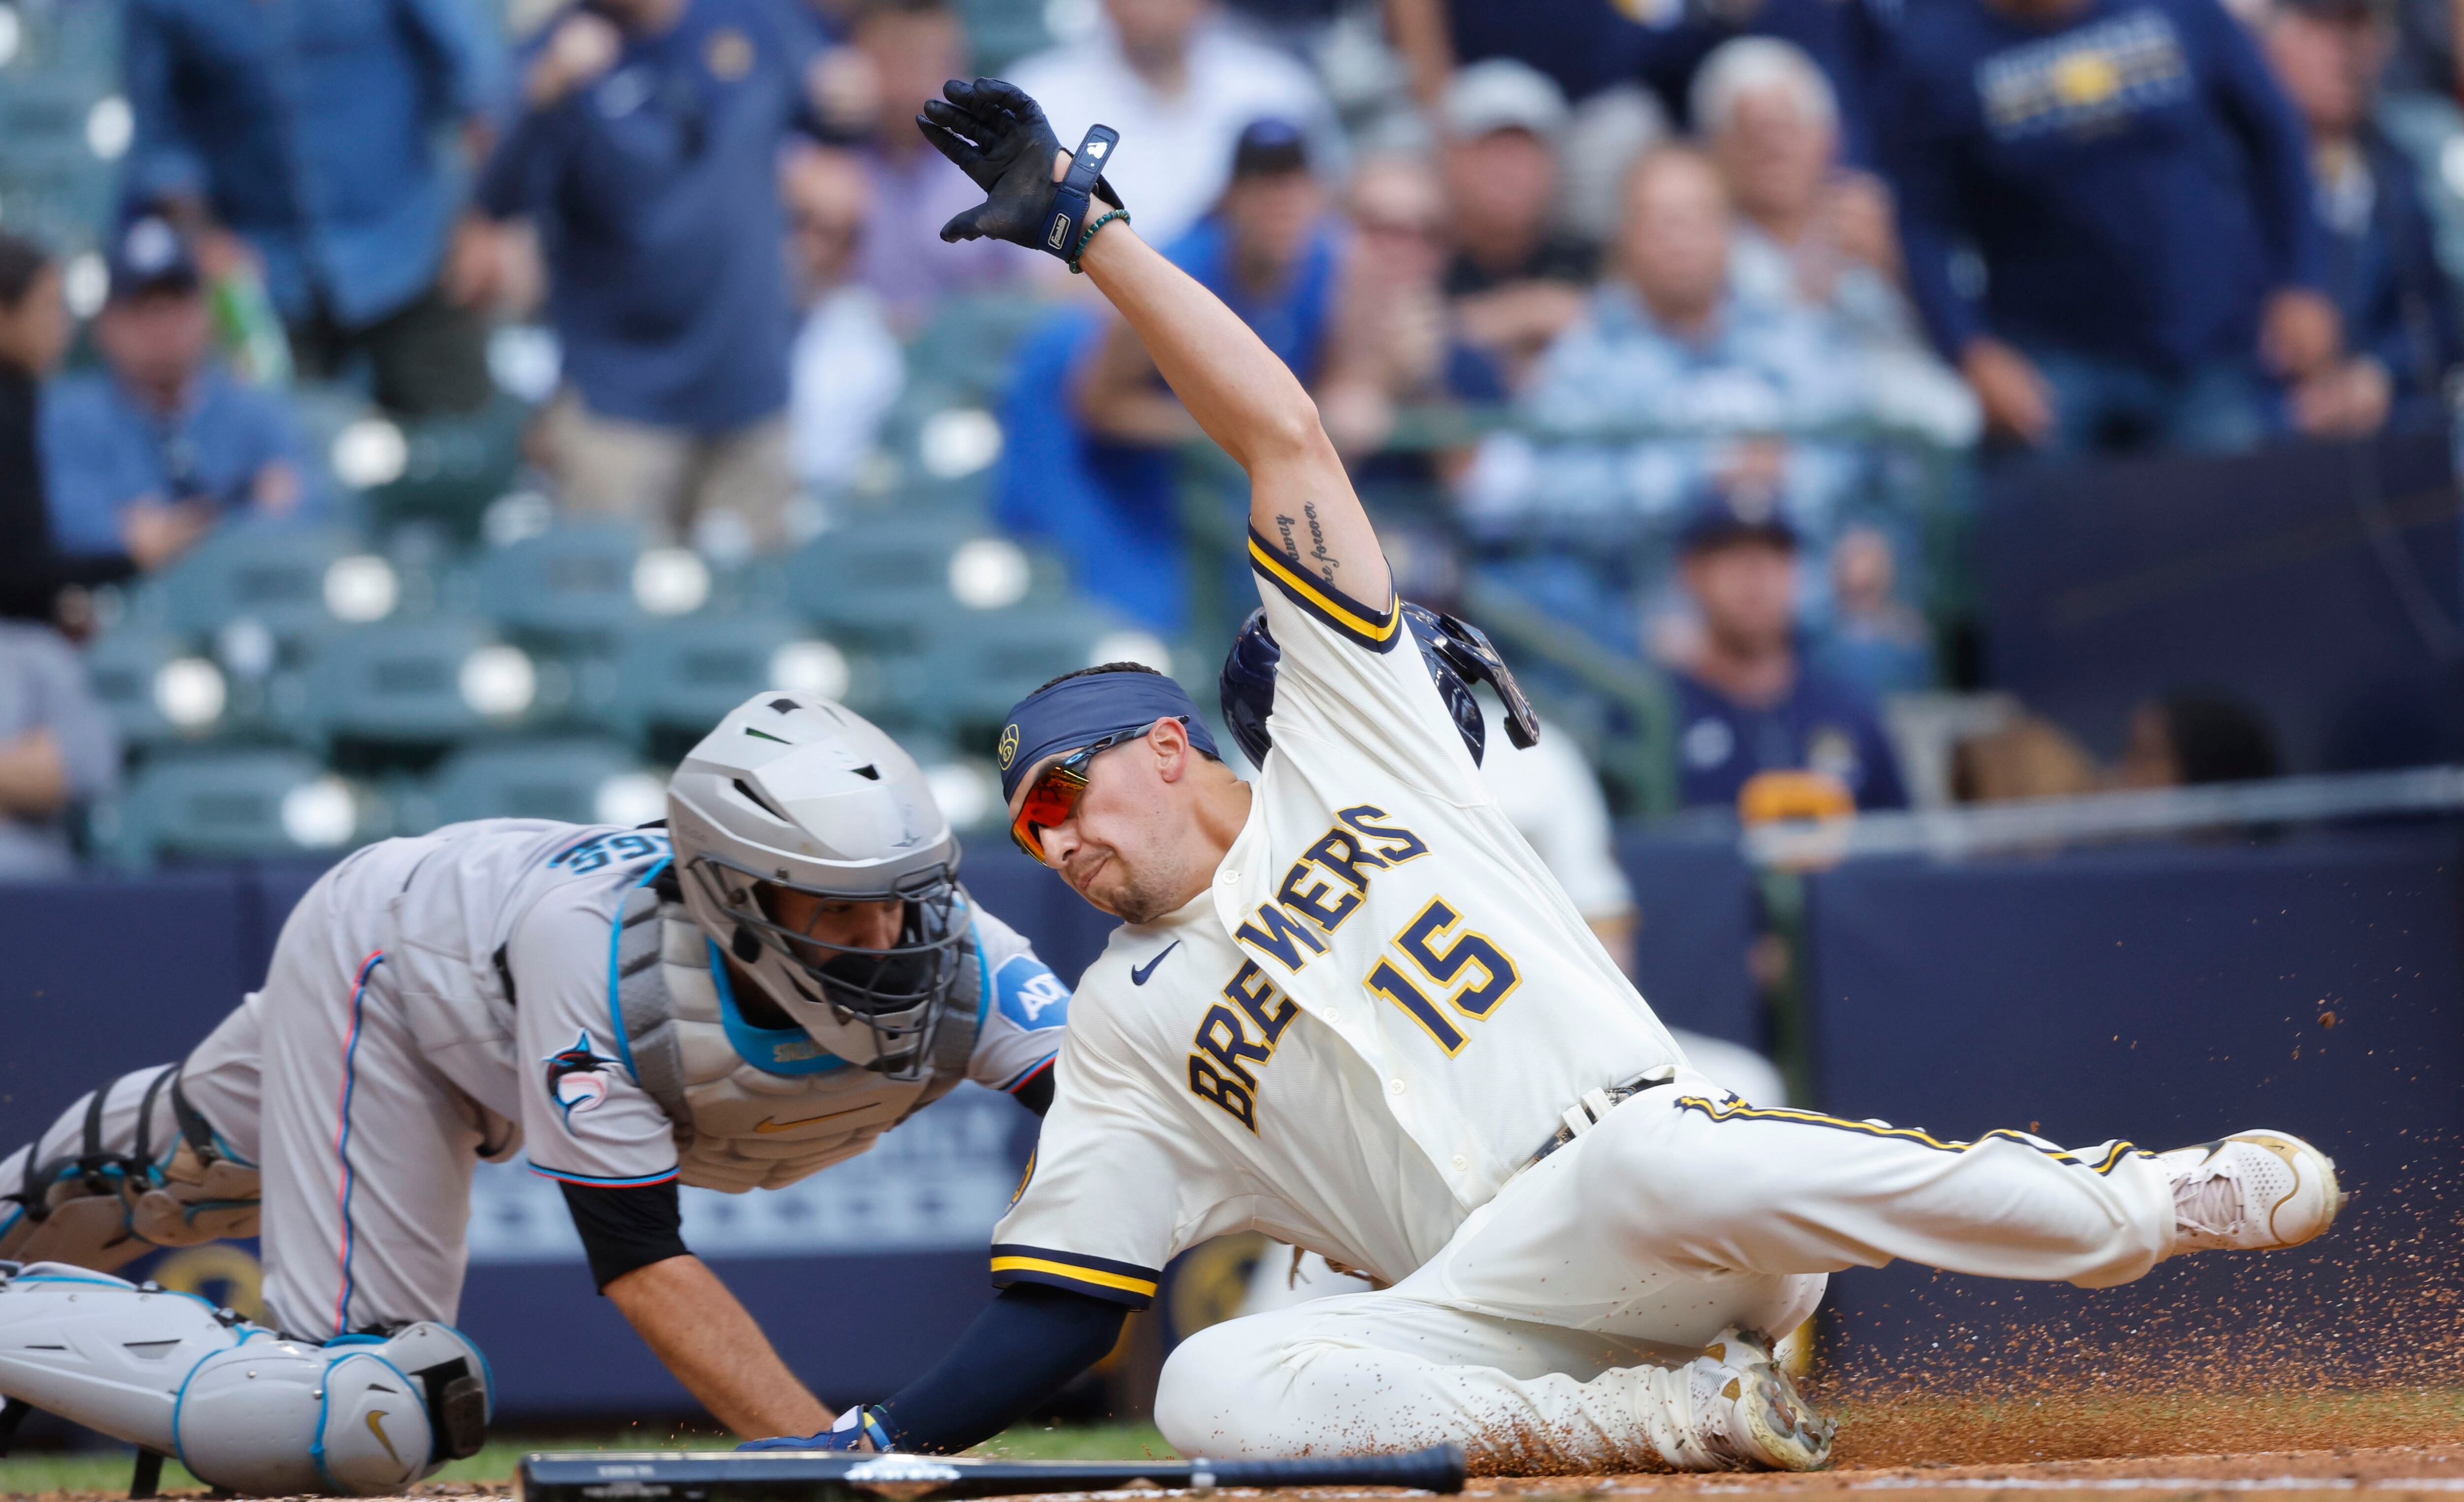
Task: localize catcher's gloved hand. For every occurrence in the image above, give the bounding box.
[918,77,1124,264]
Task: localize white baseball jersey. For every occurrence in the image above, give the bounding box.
[991,535,1683,1307]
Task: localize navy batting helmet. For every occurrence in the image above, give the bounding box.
[1220,601,1540,769]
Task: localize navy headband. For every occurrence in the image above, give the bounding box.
[997,670,1220,803]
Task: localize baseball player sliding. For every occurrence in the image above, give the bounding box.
[0,695,1072,1494]
[747,79,2346,1472]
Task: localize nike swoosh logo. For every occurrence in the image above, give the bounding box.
[366,1410,402,1466]
[1130,941,1182,986]
[753,1105,875,1134]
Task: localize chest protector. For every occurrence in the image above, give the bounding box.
[604,879,985,1193]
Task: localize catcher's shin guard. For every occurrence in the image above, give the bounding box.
[0,1263,490,1495]
[0,1066,260,1270]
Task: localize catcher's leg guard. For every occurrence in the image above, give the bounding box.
[0,1262,490,1496]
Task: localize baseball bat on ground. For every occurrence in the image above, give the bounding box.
[517,1444,1467,1502]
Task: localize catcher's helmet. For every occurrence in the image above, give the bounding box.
[1219,601,1540,769]
[666,694,963,1079]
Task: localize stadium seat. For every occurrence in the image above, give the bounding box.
[290,616,551,750]
[87,619,214,744]
[905,295,1060,405]
[957,0,1052,75]
[148,520,375,656]
[599,613,880,756]
[900,601,1123,737]
[777,516,964,650]
[424,737,659,829]
[91,748,372,867]
[358,396,531,539]
[473,521,647,649]
[778,514,1072,653]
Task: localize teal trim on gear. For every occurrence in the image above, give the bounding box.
[706,940,850,1077]
[696,898,983,1079]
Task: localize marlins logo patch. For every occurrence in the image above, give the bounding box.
[544,1032,620,1125]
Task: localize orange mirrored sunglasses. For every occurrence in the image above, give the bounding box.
[1008,729,1147,864]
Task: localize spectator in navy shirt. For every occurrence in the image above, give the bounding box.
[1669,488,1908,812]
[123,0,506,416]
[2263,0,2464,434]
[479,0,822,551]
[42,219,310,567]
[1881,0,2344,454]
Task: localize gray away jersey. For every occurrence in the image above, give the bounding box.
[369,819,1068,1193]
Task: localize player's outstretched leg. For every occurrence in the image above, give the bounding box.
[1581,1076,2341,1292]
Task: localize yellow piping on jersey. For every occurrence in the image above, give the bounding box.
[989,1256,1160,1297]
[1674,1097,2142,1175]
[1247,537,1401,643]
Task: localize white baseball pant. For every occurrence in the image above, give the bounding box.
[1156,1068,2175,1469]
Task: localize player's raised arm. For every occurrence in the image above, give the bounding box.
[920,78,1389,608]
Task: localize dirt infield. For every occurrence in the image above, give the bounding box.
[5,1387,2458,1502]
[7,1445,2463,1502]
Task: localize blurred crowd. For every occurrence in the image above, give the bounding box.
[0,0,2443,870]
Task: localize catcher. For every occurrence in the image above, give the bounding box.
[0,693,1071,1493]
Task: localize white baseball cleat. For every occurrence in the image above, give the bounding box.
[2157,1130,2346,1253]
[1686,1326,1836,1471]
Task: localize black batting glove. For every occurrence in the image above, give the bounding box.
[919,77,1123,261]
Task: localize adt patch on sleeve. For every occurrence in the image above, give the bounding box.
[997,956,1071,1031]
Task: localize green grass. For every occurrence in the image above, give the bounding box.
[0,1422,1176,1496]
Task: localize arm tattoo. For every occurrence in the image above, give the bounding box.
[1275,513,1300,562]
[1301,502,1339,586]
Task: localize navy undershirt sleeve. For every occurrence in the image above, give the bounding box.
[874,1284,1128,1453]
[1013,1065,1056,1116]
[559,1179,691,1292]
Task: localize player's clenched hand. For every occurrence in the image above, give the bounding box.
[918,77,1118,252]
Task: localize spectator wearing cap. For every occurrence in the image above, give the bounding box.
[1880,0,2341,455]
[999,119,1365,632]
[1697,38,1980,446]
[122,0,504,417]
[478,0,828,551]
[42,219,312,568]
[0,234,200,631]
[1669,489,1907,811]
[1461,145,1862,644]
[1439,60,1601,389]
[1006,0,1342,247]
[824,0,1031,331]
[2263,0,2464,434]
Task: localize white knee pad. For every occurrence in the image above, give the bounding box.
[0,1263,490,1496]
